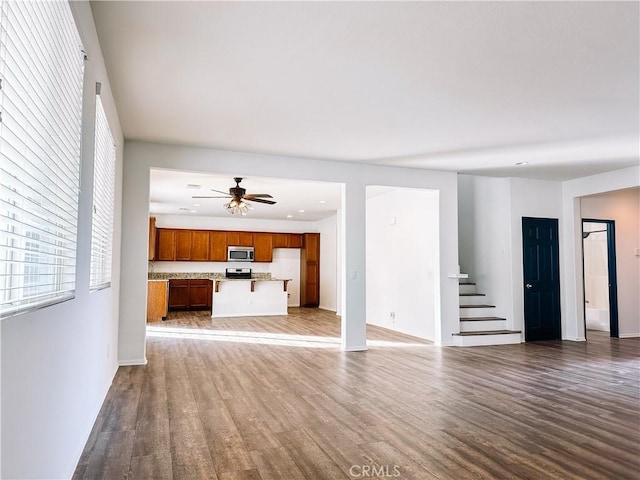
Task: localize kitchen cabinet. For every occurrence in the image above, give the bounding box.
[154,228,308,262]
[175,230,192,260]
[148,217,157,260]
[253,232,273,262]
[273,233,289,248]
[147,280,168,322]
[188,279,212,308]
[287,233,303,248]
[227,231,253,247]
[300,233,320,307]
[191,230,210,261]
[157,229,176,260]
[273,233,303,249]
[209,231,227,262]
[168,279,212,310]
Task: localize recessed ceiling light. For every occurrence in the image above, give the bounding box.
[298,209,305,213]
[286,214,293,218]
[193,203,200,207]
[178,207,190,211]
[515,161,529,166]
[319,200,326,204]
[186,184,201,189]
[190,210,197,213]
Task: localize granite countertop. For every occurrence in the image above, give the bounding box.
[148,272,275,280]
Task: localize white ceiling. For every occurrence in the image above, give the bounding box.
[150,170,343,221]
[92,1,639,218]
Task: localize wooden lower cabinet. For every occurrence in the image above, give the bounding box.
[189,279,212,309]
[168,279,212,311]
[147,280,168,322]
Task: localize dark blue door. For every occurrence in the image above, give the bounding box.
[522,217,561,341]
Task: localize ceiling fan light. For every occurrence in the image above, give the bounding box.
[225,199,250,215]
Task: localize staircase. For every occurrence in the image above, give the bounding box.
[452,281,521,347]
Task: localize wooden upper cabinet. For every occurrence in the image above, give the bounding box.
[209,231,227,262]
[175,230,192,261]
[191,230,210,261]
[148,217,157,260]
[156,228,307,261]
[227,231,253,247]
[273,233,289,248]
[253,233,273,262]
[157,229,176,261]
[303,232,319,262]
[273,232,302,248]
[288,233,303,248]
[300,233,320,307]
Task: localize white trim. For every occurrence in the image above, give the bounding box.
[119,358,148,366]
[619,333,640,338]
[342,344,368,352]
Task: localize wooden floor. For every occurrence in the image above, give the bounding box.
[74,310,640,479]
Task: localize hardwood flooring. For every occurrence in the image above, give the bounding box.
[74,310,640,479]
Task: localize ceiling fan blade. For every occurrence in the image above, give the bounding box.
[244,193,273,199]
[244,197,276,205]
[192,195,231,199]
[210,188,232,195]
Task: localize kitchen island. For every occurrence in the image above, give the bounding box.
[212,278,290,318]
[147,272,290,318]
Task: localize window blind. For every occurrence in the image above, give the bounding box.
[0,0,84,317]
[90,93,115,290]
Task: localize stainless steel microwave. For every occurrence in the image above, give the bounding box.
[227,246,254,262]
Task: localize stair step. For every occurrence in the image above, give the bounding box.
[455,330,521,336]
[460,305,496,318]
[459,283,477,294]
[460,316,506,321]
[460,318,507,332]
[452,330,522,347]
[458,294,488,305]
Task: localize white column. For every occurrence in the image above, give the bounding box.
[341,182,367,351]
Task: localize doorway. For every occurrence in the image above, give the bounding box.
[582,219,619,338]
[522,217,561,341]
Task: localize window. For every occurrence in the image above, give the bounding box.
[0,0,84,317]
[90,92,116,290]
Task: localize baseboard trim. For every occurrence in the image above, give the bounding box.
[318,305,337,313]
[119,357,148,366]
[342,344,368,352]
[619,333,640,338]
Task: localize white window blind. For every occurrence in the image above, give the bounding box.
[90,92,115,290]
[0,0,84,317]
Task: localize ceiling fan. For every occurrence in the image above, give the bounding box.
[193,177,276,215]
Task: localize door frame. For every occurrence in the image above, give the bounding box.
[581,219,619,338]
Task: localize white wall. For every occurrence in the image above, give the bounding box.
[1,3,124,478]
[366,188,439,341]
[457,175,513,322]
[581,188,640,337]
[562,166,640,341]
[119,141,460,360]
[317,215,338,312]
